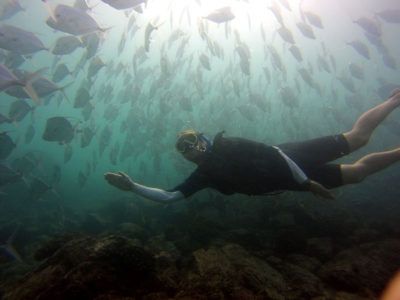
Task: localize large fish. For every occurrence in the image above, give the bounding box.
[296,22,315,39]
[376,9,400,23]
[0,132,16,160]
[0,113,12,125]
[87,57,105,79]
[289,45,303,62]
[24,124,35,144]
[303,11,323,29]
[81,127,95,148]
[354,17,382,37]
[29,177,51,201]
[280,86,299,108]
[8,99,34,122]
[277,26,295,44]
[5,69,70,101]
[347,40,370,60]
[0,64,41,103]
[199,54,211,70]
[101,0,147,10]
[82,33,101,59]
[45,3,106,36]
[73,0,92,11]
[74,87,91,108]
[0,164,21,187]
[64,144,73,163]
[348,63,364,80]
[0,25,47,55]
[4,52,25,69]
[144,22,160,52]
[52,64,71,83]
[268,4,284,25]
[0,0,24,21]
[52,35,83,55]
[42,117,75,145]
[203,7,235,24]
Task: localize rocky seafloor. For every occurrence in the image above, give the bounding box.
[1,190,399,299]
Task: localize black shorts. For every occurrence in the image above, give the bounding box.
[277,134,350,188]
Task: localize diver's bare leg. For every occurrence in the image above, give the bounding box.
[341,148,400,184]
[343,90,400,152]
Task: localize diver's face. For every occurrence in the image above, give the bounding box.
[181,140,207,163]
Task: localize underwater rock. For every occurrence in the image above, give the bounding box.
[275,226,308,254]
[2,235,157,300]
[33,233,79,261]
[186,243,288,299]
[80,213,107,234]
[275,262,325,299]
[147,234,181,265]
[306,237,333,262]
[115,222,147,242]
[286,254,322,273]
[319,239,400,296]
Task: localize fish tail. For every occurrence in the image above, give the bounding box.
[60,82,74,104]
[23,84,41,105]
[23,67,48,105]
[99,26,114,34]
[42,0,57,23]
[3,227,23,263]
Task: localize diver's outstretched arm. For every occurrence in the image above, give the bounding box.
[104,172,184,203]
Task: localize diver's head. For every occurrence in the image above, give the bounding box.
[176,129,211,163]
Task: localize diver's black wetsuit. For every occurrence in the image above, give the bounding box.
[171,131,350,197]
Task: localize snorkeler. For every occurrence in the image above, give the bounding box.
[105,90,400,202]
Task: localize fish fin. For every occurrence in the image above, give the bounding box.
[60,82,74,103]
[2,226,23,263]
[42,0,57,24]
[98,26,114,35]
[23,67,48,105]
[23,85,41,105]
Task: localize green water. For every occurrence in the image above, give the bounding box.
[0,0,399,225]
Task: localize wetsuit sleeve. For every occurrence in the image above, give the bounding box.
[169,170,208,198]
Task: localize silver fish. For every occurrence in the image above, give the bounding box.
[6,70,69,101]
[0,132,16,160]
[289,45,303,62]
[296,22,315,39]
[203,7,235,24]
[42,117,75,144]
[52,35,83,55]
[376,9,400,23]
[144,22,158,52]
[354,17,381,37]
[101,0,147,10]
[303,11,323,29]
[0,163,21,187]
[53,64,71,83]
[0,0,24,21]
[8,99,34,122]
[0,25,47,54]
[277,26,295,44]
[0,64,41,103]
[46,4,105,36]
[348,63,364,80]
[199,54,211,70]
[347,40,370,60]
[24,124,35,144]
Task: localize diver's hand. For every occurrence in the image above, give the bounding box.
[309,180,335,200]
[104,171,135,191]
